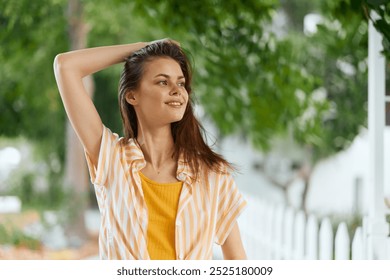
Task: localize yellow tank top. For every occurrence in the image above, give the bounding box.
[139,172,183,260]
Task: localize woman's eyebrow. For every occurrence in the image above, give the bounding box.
[153,73,185,80]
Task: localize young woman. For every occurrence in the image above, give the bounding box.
[53,40,247,260]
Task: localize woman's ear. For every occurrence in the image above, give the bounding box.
[125,90,138,105]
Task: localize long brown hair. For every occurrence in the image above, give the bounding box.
[118,41,233,178]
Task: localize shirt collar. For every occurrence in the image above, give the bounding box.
[127,139,146,168]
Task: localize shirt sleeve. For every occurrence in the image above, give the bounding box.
[84,124,121,187]
[214,173,247,245]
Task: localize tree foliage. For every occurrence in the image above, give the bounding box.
[0,0,68,159]
[290,0,369,161]
[363,0,390,58]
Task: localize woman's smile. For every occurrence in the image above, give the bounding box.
[165,100,184,107]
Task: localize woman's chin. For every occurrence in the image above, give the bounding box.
[167,113,185,123]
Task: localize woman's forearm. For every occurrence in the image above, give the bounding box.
[54,42,146,78]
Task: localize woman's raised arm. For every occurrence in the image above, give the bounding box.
[53,42,146,166]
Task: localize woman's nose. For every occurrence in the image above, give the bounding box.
[169,85,181,96]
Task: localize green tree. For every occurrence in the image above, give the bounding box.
[0,0,68,204]
[290,1,369,210]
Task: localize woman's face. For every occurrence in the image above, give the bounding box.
[128,57,189,128]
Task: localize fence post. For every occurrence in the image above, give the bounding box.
[258,198,267,259]
[306,215,318,259]
[263,201,274,259]
[319,218,333,260]
[294,211,306,259]
[273,204,284,259]
[367,10,388,260]
[251,196,265,259]
[352,227,364,260]
[335,222,350,260]
[283,208,295,259]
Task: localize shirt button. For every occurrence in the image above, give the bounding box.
[178,253,184,260]
[178,173,185,180]
[176,220,182,227]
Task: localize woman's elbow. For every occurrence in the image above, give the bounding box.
[53,53,66,74]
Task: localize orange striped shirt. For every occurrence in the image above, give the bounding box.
[84,125,247,260]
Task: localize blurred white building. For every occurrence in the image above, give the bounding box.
[216,125,390,218]
[306,127,390,216]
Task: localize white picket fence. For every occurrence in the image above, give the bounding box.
[239,193,367,260]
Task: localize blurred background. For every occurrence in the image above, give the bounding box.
[0,0,389,259]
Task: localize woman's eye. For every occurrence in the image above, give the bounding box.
[178,82,185,87]
[158,80,168,85]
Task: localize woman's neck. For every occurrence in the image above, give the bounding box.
[137,125,176,171]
